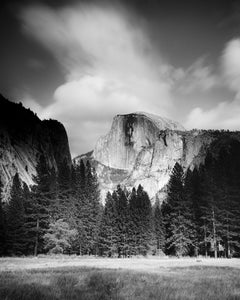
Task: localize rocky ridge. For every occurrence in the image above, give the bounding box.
[0,95,72,200]
[76,112,240,201]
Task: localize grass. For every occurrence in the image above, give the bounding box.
[0,265,240,300]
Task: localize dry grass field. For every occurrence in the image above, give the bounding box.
[1,257,240,299]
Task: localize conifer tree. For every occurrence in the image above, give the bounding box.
[153,199,165,255]
[58,158,71,192]
[128,187,138,255]
[128,185,153,256]
[52,159,75,224]
[184,169,199,256]
[136,185,153,255]
[30,155,55,255]
[73,160,101,255]
[98,192,118,256]
[163,163,195,256]
[72,160,86,255]
[6,173,26,255]
[115,185,129,257]
[85,161,101,254]
[22,182,37,255]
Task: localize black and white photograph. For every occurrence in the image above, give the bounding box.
[1,0,240,299]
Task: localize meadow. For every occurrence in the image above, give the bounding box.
[1,257,240,299]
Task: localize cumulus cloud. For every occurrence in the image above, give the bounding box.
[20,3,174,156]
[185,38,240,130]
[20,2,227,155]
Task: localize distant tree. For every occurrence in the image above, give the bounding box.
[199,167,223,258]
[115,185,129,257]
[163,163,196,257]
[128,185,153,256]
[43,219,77,254]
[6,173,26,255]
[136,185,153,255]
[98,192,118,256]
[72,160,86,255]
[216,144,240,257]
[198,147,240,258]
[58,158,71,192]
[128,187,138,255]
[30,155,55,255]
[85,161,102,255]
[50,158,76,224]
[74,159,86,191]
[184,169,199,256]
[73,160,101,255]
[22,182,37,255]
[153,199,165,255]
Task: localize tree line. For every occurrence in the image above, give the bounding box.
[0,156,101,256]
[162,139,240,258]
[1,138,240,257]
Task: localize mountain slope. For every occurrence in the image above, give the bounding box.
[76,113,240,201]
[0,95,72,200]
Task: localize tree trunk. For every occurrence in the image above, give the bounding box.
[34,218,39,256]
[79,242,82,256]
[212,209,217,258]
[204,224,207,258]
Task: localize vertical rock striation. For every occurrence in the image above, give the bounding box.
[0,95,72,200]
[77,112,240,202]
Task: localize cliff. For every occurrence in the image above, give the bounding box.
[76,112,240,201]
[0,95,72,200]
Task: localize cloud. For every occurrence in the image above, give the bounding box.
[20,2,229,155]
[185,101,240,130]
[185,38,240,130]
[174,58,220,94]
[20,2,174,156]
[222,39,240,94]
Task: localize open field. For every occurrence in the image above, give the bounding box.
[1,257,240,299]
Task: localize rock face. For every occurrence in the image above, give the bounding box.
[0,95,72,200]
[76,112,240,202]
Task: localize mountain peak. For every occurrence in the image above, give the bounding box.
[117,112,185,131]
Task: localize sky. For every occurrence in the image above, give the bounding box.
[1,0,240,157]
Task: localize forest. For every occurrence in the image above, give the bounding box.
[0,137,240,258]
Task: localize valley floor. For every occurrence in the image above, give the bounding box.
[1,257,240,299]
[1,256,240,272]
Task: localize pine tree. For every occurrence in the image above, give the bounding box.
[115,185,129,257]
[73,160,101,255]
[136,185,153,255]
[163,163,195,257]
[98,192,118,256]
[30,155,55,255]
[128,185,153,256]
[52,159,76,224]
[207,145,240,257]
[153,199,165,255]
[85,161,101,255]
[58,158,71,192]
[74,159,86,191]
[6,173,26,255]
[184,169,199,256]
[72,160,86,255]
[128,187,138,255]
[197,154,224,258]
[22,182,37,255]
